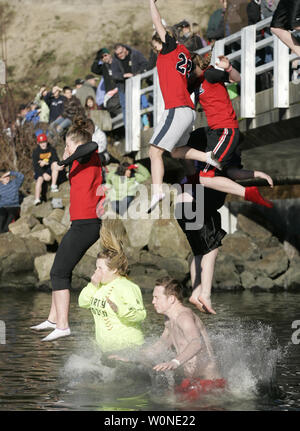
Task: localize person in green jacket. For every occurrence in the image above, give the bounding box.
[106,162,150,216]
[78,221,146,353]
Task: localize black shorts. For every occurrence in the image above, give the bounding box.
[34,166,52,180]
[50,219,101,291]
[271,0,300,30]
[200,128,241,178]
[175,201,226,256]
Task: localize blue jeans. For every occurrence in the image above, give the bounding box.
[49,117,72,136]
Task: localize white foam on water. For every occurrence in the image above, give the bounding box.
[61,342,116,386]
[209,319,283,399]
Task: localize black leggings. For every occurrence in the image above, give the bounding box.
[50,220,101,291]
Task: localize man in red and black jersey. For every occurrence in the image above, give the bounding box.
[148,0,220,212]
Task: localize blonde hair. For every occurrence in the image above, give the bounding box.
[97,220,128,277]
[192,41,215,71]
[66,115,92,144]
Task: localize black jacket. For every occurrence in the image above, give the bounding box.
[91,56,117,92]
[111,46,149,92]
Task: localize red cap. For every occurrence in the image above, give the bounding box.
[37,133,48,143]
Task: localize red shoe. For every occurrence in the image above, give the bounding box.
[245,186,273,208]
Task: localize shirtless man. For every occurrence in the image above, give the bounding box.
[149,277,220,378]
[110,276,225,398]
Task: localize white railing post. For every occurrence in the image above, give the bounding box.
[241,25,256,118]
[273,36,289,108]
[125,75,141,153]
[211,39,225,65]
[153,68,164,127]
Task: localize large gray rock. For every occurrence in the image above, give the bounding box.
[240,270,257,289]
[237,214,273,245]
[220,231,260,265]
[26,227,55,245]
[60,204,71,227]
[20,195,36,216]
[0,233,46,288]
[148,219,191,259]
[128,266,169,291]
[139,251,189,281]
[122,218,155,250]
[274,260,300,290]
[255,247,289,278]
[43,214,68,243]
[8,215,40,237]
[213,254,242,290]
[34,253,56,282]
[73,254,96,284]
[30,201,53,219]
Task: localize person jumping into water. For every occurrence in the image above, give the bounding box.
[185,49,274,207]
[110,277,225,400]
[31,116,105,341]
[147,0,221,212]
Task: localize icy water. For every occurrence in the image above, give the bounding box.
[0,289,299,411]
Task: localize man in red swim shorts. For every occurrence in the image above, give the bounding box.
[148,277,226,400]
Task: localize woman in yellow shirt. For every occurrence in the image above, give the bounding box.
[78,222,146,352]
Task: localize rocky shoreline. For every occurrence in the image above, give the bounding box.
[1,177,300,293]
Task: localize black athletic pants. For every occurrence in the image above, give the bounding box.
[50,219,101,291]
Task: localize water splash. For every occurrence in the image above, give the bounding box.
[209,319,283,399]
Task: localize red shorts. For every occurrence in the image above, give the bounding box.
[175,378,226,401]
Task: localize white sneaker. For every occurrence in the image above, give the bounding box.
[51,185,58,192]
[206,151,221,170]
[147,192,166,213]
[34,199,41,206]
[42,328,71,342]
[30,320,56,331]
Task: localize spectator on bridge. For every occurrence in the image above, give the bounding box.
[0,170,24,233]
[206,0,229,42]
[91,47,122,118]
[76,74,99,108]
[174,20,204,52]
[34,86,50,123]
[44,85,65,124]
[111,43,149,122]
[270,0,300,57]
[247,0,273,90]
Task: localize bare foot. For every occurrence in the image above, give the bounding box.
[189,295,216,315]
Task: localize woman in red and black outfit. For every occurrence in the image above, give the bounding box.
[31,117,105,341]
[190,52,274,207]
